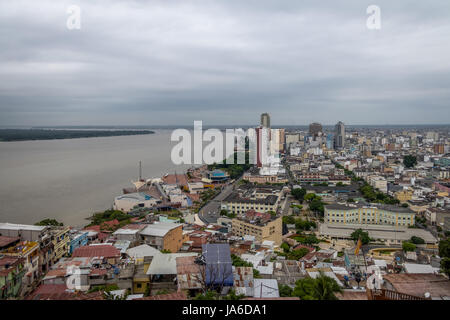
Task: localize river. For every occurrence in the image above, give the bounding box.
[0,130,194,228]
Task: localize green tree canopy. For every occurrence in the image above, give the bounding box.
[402,241,416,252]
[439,239,450,277]
[292,272,342,300]
[291,188,307,203]
[279,284,293,297]
[403,155,417,168]
[350,229,370,245]
[410,236,425,244]
[35,218,63,226]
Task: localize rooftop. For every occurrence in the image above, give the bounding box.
[72,244,121,258]
[140,222,182,237]
[0,223,47,232]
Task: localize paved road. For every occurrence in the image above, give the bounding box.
[199,183,235,224]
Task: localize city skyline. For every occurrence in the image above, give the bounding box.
[1,0,450,126]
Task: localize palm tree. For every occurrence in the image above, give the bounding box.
[292,271,342,300]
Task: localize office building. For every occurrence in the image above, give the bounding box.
[334,121,345,149]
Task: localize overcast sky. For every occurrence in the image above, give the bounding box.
[1,0,449,126]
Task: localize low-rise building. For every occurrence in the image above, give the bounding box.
[139,222,183,253]
[232,211,282,245]
[222,192,279,215]
[69,231,89,255]
[113,192,161,213]
[1,241,40,294]
[50,227,71,264]
[0,256,25,299]
[319,223,437,246]
[324,203,415,227]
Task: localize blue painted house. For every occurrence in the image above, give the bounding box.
[69,231,89,255]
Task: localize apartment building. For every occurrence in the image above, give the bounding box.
[50,227,71,264]
[1,241,40,295]
[232,215,282,245]
[222,192,279,215]
[139,222,184,253]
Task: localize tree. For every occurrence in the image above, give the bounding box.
[439,239,450,277]
[439,239,450,258]
[309,199,325,216]
[350,229,370,245]
[289,248,310,260]
[304,193,318,202]
[279,284,293,297]
[280,242,290,253]
[292,272,342,300]
[410,236,425,244]
[402,241,416,252]
[282,215,295,225]
[401,203,409,208]
[35,218,63,226]
[291,188,307,203]
[403,155,417,168]
[441,258,450,277]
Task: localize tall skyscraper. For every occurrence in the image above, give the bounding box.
[261,113,270,128]
[334,121,345,149]
[309,122,322,138]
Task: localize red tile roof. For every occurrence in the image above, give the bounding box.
[0,236,20,248]
[26,284,72,300]
[383,273,450,298]
[72,245,120,258]
[162,174,189,187]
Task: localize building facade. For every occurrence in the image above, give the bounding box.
[324,204,415,227]
[232,216,282,245]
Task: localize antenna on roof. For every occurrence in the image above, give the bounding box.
[139,161,142,181]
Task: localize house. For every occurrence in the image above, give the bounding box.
[201,244,234,290]
[0,256,25,299]
[50,227,71,264]
[253,279,280,298]
[145,252,198,295]
[139,222,184,253]
[112,228,140,243]
[0,223,48,242]
[233,266,254,296]
[72,244,121,265]
[0,236,20,251]
[176,255,203,293]
[126,244,161,294]
[1,241,40,294]
[69,231,89,255]
[382,273,450,300]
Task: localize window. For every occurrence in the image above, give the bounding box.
[137,283,142,288]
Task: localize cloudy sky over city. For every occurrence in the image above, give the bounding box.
[1,0,450,126]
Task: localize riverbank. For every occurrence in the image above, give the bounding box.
[0,129,154,142]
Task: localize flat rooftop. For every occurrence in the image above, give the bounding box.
[0,223,47,232]
[319,223,437,243]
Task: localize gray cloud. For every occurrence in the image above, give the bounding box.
[0,0,449,126]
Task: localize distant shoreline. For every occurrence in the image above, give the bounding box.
[0,129,155,142]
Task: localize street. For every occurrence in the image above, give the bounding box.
[198,183,235,224]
